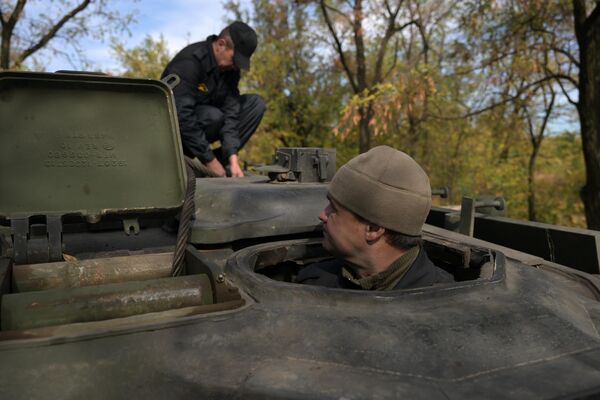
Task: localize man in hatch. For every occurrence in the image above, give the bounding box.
[296,146,453,290]
[161,21,265,177]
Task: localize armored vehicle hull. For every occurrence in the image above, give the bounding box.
[1,227,600,399]
[1,72,600,399]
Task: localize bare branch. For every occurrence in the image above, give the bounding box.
[319,0,358,92]
[548,71,579,88]
[530,25,557,37]
[431,75,559,121]
[373,4,415,84]
[446,50,519,77]
[16,0,92,66]
[383,0,393,16]
[550,45,580,67]
[373,17,423,83]
[352,0,368,91]
[393,19,418,34]
[414,19,428,65]
[383,37,399,80]
[522,102,536,147]
[540,45,579,94]
[553,74,578,106]
[5,0,27,31]
[538,89,556,141]
[322,2,352,25]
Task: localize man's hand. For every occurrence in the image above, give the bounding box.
[228,154,244,177]
[205,158,226,177]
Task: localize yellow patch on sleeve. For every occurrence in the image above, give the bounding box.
[197,83,208,93]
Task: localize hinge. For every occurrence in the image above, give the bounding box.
[10,215,63,264]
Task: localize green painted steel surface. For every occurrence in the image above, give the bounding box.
[12,252,173,292]
[1,274,212,330]
[191,178,328,244]
[0,72,186,219]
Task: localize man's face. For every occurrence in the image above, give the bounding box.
[213,38,236,71]
[319,196,367,260]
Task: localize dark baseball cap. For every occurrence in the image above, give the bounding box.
[228,21,257,70]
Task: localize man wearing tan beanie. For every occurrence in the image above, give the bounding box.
[296,146,453,290]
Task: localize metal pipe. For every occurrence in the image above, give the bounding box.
[2,274,213,331]
[12,253,173,292]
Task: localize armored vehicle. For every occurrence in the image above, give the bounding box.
[1,71,600,399]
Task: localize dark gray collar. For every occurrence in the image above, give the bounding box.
[192,35,218,73]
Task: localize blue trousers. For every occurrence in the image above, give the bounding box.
[195,94,265,163]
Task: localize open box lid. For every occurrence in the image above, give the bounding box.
[0,71,187,221]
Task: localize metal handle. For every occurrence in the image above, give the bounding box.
[475,197,505,211]
[161,73,181,90]
[432,187,449,198]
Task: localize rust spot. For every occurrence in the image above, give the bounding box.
[63,253,77,262]
[83,184,91,195]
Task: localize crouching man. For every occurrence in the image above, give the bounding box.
[161,21,265,177]
[296,146,453,290]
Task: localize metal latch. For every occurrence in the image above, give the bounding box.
[123,218,140,236]
[10,215,63,264]
[313,150,329,181]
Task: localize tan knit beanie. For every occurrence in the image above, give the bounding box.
[328,146,431,236]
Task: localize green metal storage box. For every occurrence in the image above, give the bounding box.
[0,71,187,264]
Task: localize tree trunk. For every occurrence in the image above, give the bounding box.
[0,0,25,70]
[1,27,11,70]
[527,144,540,221]
[577,81,600,229]
[358,105,371,153]
[574,1,600,229]
[406,111,418,155]
[354,0,370,154]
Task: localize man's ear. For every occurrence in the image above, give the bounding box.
[365,224,385,243]
[215,38,227,49]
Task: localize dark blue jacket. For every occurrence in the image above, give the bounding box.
[162,36,241,163]
[296,248,454,290]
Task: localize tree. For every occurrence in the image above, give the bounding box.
[111,35,172,79]
[573,0,600,229]
[220,0,587,227]
[523,85,556,221]
[0,0,134,70]
[224,0,344,164]
[318,0,428,153]
[461,0,600,229]
[465,2,560,222]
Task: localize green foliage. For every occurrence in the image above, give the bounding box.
[535,133,586,227]
[225,0,586,228]
[423,124,585,227]
[225,0,347,166]
[1,0,588,228]
[222,0,587,228]
[111,35,172,79]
